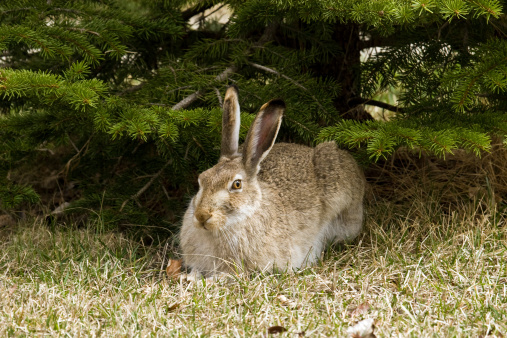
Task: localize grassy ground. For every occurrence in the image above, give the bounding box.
[0,199,506,337]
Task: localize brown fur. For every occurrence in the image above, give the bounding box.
[179,89,365,277]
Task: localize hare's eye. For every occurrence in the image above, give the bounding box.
[231,179,242,190]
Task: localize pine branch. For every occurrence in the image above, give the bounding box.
[199,4,227,21]
[249,62,329,115]
[349,97,404,113]
[118,82,145,96]
[1,7,35,15]
[171,65,237,110]
[66,27,101,37]
[171,22,280,111]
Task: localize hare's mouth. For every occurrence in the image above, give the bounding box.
[193,214,211,230]
[193,212,227,232]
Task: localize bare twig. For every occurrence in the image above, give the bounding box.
[66,133,80,153]
[160,184,175,202]
[50,8,83,15]
[171,22,280,111]
[191,136,205,153]
[120,159,173,211]
[197,4,227,22]
[147,103,169,106]
[171,66,237,110]
[102,143,142,187]
[171,90,202,111]
[337,26,355,84]
[214,87,223,108]
[165,85,193,95]
[66,27,101,36]
[61,133,94,175]
[349,97,403,113]
[489,20,507,39]
[284,116,313,134]
[249,62,328,115]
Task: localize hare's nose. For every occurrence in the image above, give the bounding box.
[195,210,212,228]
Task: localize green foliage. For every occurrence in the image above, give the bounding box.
[318,119,493,161]
[1,68,107,110]
[0,0,505,229]
[0,182,39,209]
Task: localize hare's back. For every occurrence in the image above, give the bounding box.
[312,141,365,210]
[258,142,365,212]
[257,143,319,211]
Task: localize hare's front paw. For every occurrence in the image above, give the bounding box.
[181,270,203,282]
[182,270,232,284]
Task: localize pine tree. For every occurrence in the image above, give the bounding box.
[1,0,505,230]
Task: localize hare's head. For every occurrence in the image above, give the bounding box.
[191,86,285,231]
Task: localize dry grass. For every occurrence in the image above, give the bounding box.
[366,137,507,210]
[0,195,506,337]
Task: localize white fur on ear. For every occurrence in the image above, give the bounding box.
[221,86,241,157]
[230,98,240,154]
[255,113,282,165]
[243,99,285,175]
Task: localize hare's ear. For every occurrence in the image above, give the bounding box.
[221,86,241,158]
[243,99,284,176]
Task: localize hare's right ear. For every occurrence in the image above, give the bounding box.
[220,86,241,158]
[243,99,285,176]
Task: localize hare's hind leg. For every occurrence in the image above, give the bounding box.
[328,204,364,243]
[309,204,363,262]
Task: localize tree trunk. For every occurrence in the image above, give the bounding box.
[314,23,372,122]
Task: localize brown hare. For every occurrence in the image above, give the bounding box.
[180,86,365,277]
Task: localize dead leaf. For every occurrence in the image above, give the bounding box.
[166,259,182,279]
[349,302,370,317]
[347,318,376,338]
[166,303,179,312]
[267,326,287,335]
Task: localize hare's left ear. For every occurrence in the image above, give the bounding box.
[243,99,285,176]
[221,86,241,158]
